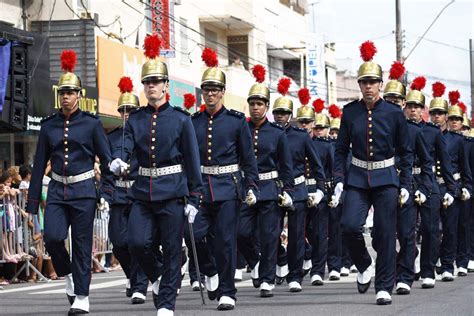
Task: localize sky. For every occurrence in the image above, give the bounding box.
[311,0,473,112]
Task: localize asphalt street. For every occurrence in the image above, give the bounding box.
[1,267,473,316]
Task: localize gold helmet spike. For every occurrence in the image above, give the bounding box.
[429,82,448,113]
[272,77,293,113]
[248,65,269,102]
[117,77,139,112]
[201,47,225,87]
[357,41,382,81]
[58,50,82,91]
[141,34,168,82]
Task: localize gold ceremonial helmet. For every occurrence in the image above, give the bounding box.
[273,97,293,113]
[58,72,82,91]
[330,117,341,130]
[447,105,464,119]
[141,59,168,83]
[118,92,139,112]
[462,114,471,129]
[383,80,406,99]
[201,67,226,88]
[314,113,330,128]
[358,61,382,81]
[469,128,474,137]
[406,90,425,106]
[296,106,314,121]
[248,83,270,102]
[429,98,448,113]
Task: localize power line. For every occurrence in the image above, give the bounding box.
[29,0,56,82]
[405,31,469,52]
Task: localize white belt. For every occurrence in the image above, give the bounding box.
[115,180,134,188]
[51,170,95,185]
[306,178,316,186]
[437,173,461,184]
[413,166,435,174]
[201,164,239,175]
[139,164,182,177]
[259,171,279,181]
[294,175,306,186]
[352,156,395,171]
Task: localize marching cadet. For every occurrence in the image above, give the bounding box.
[383,63,434,295]
[445,92,472,277]
[405,78,457,289]
[237,65,294,298]
[107,77,148,304]
[189,47,259,311]
[309,100,335,285]
[272,80,326,292]
[325,104,343,279]
[462,114,471,133]
[467,126,474,273]
[328,106,352,277]
[26,50,114,315]
[429,84,471,282]
[109,35,203,316]
[331,41,413,305]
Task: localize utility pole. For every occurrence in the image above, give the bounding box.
[470,39,473,120]
[395,0,403,61]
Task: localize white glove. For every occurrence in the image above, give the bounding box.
[278,191,293,208]
[308,190,324,207]
[443,192,454,207]
[399,188,410,205]
[329,182,343,208]
[184,204,199,224]
[461,188,471,201]
[97,198,110,219]
[109,158,128,176]
[245,189,257,206]
[414,190,427,205]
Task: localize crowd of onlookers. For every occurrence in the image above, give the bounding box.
[0,164,120,289]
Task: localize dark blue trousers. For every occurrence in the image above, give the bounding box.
[469,199,474,262]
[285,201,306,284]
[341,185,397,294]
[309,202,329,278]
[327,204,342,272]
[186,200,240,300]
[419,193,440,279]
[128,198,184,311]
[439,197,461,274]
[109,203,148,295]
[238,201,281,284]
[43,198,96,296]
[456,199,471,269]
[396,196,417,286]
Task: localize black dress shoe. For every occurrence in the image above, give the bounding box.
[421,283,434,289]
[152,291,160,309]
[252,278,260,289]
[357,280,371,294]
[376,298,392,305]
[67,295,76,305]
[131,297,145,304]
[68,308,89,315]
[260,289,273,298]
[311,279,324,286]
[396,288,410,295]
[468,268,474,273]
[276,276,285,285]
[458,271,467,277]
[217,303,234,311]
[414,272,420,281]
[126,288,132,298]
[207,289,218,301]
